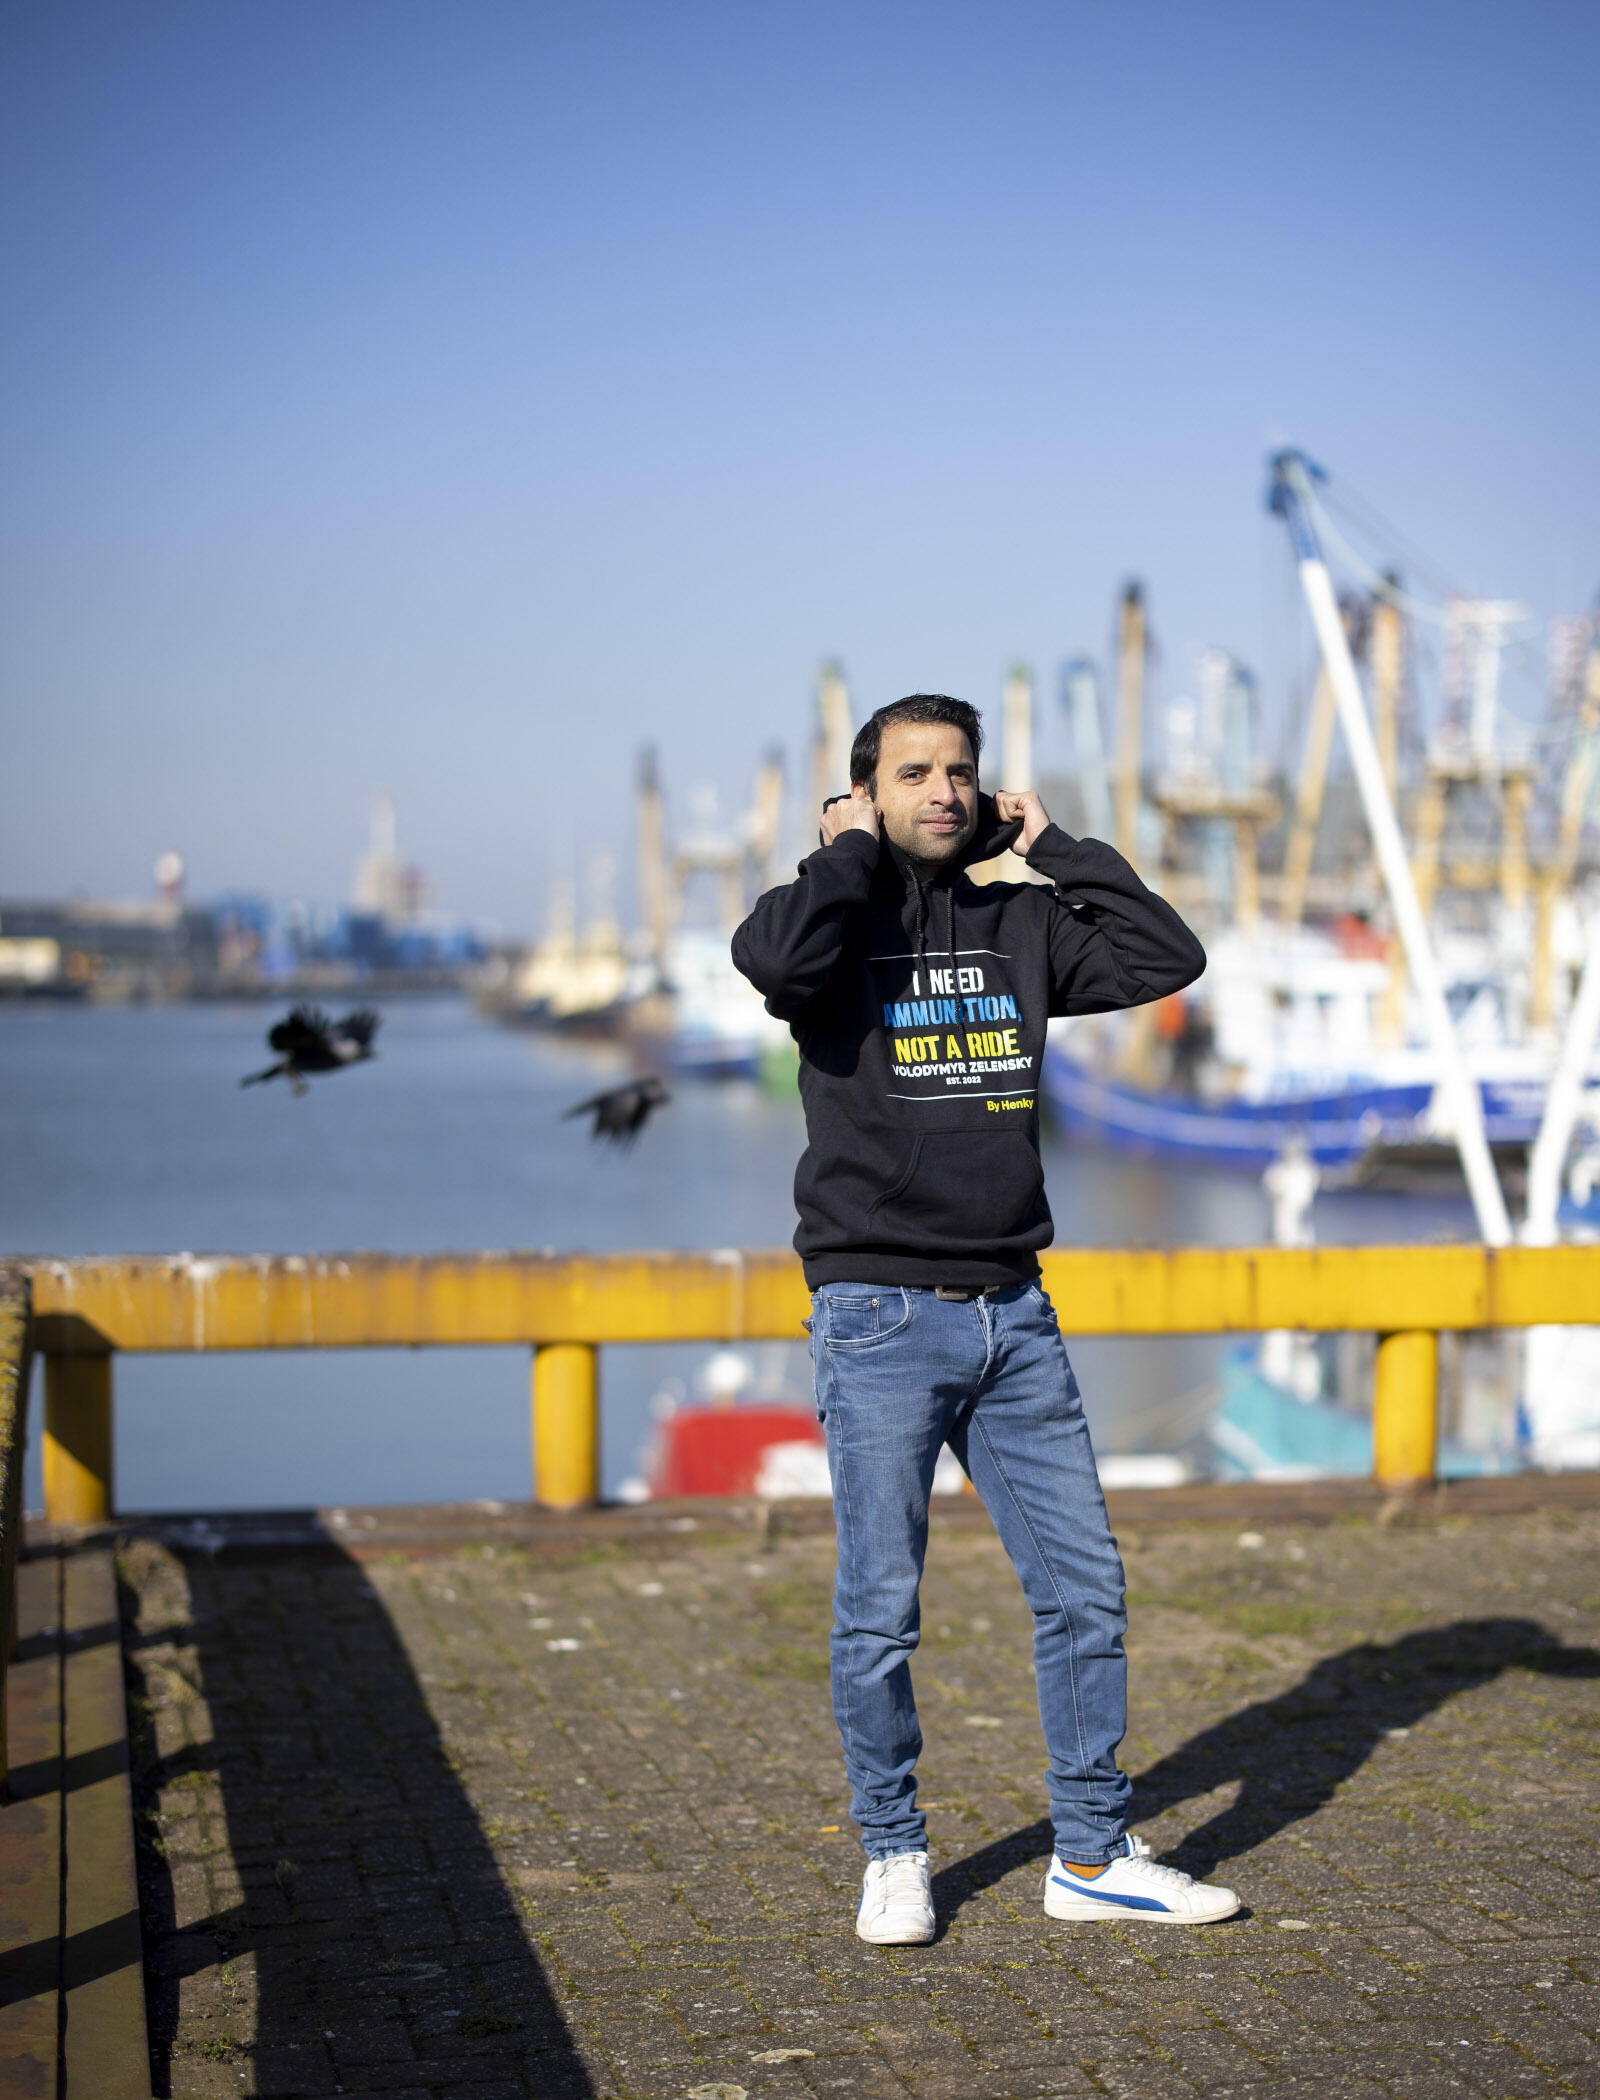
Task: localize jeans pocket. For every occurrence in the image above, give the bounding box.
[822,1287,912,1347]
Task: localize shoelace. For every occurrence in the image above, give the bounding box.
[1118,1841,1191,1889]
[873,1852,930,1899]
[1056,1838,1192,1891]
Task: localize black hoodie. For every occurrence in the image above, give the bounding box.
[730,798,1206,1290]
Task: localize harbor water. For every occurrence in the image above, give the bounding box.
[1,995,1479,1511]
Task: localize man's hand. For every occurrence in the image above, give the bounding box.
[993,789,1051,854]
[821,785,880,847]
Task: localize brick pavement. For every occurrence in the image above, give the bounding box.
[119,1505,1600,2099]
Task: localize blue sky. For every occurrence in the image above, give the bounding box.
[2,0,1595,929]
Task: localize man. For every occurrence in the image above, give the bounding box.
[731,693,1238,1942]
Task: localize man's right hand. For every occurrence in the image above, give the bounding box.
[820,786,880,847]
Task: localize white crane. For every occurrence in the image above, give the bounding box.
[1268,450,1512,1245]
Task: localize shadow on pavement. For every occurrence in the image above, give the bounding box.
[1135,1616,1600,1875]
[927,1814,1055,1927]
[932,1617,1600,1918]
[121,1541,594,2098]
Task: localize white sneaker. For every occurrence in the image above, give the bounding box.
[1043,1834,1239,1924]
[856,1850,935,1944]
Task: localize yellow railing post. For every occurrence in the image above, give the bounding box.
[43,1350,114,1525]
[0,1270,33,1788]
[532,1342,599,1511]
[1372,1329,1438,1490]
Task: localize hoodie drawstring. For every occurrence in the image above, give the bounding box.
[908,870,960,1013]
[910,868,929,997]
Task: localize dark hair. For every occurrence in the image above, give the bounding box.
[849,694,983,790]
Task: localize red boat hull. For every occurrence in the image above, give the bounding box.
[651,1405,824,1497]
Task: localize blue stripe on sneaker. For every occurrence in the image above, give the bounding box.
[1048,1874,1170,1913]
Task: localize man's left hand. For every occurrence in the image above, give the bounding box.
[993,790,1051,854]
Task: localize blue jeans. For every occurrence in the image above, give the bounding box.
[811,1280,1131,1865]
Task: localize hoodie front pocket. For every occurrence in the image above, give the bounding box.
[867,1129,1047,1253]
[865,1138,925,1220]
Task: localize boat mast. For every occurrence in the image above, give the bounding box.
[1113,583,1145,871]
[1151,648,1276,933]
[1364,580,1413,1041]
[635,746,671,974]
[812,661,854,815]
[1269,451,1512,1245]
[1524,911,1600,1244]
[969,663,1037,886]
[1002,661,1033,794]
[747,746,786,897]
[1531,603,1600,1028]
[1369,578,1403,797]
[1279,665,1336,932]
[1063,658,1113,841]
[999,663,1051,887]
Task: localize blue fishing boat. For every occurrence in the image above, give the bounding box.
[1040,1036,1546,1173]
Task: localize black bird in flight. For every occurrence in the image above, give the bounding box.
[241,1005,381,1096]
[563,1075,670,1146]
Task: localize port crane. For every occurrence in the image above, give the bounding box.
[1268,449,1514,1244]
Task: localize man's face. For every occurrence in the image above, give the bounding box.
[871,720,978,868]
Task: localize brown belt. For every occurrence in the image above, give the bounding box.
[933,1283,1009,1302]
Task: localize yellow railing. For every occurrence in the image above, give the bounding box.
[0,1268,34,1784]
[24,1243,1600,1525]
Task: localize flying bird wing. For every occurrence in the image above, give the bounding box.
[562,1079,671,1144]
[268,1005,332,1055]
[562,1085,621,1122]
[335,1009,381,1051]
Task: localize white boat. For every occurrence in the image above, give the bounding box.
[658,928,792,1079]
